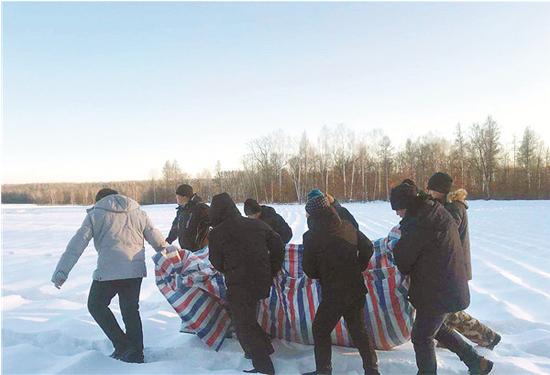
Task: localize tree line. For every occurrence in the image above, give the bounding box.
[2,116,549,205]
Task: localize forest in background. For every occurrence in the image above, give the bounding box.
[3,117,549,205]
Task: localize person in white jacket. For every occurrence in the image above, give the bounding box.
[51,188,170,363]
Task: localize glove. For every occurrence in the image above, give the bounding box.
[165,245,180,255]
[51,271,67,289]
[164,245,180,258]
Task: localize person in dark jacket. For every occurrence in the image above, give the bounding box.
[243,198,293,244]
[427,172,501,350]
[391,181,493,375]
[166,184,210,251]
[307,189,359,230]
[302,191,379,375]
[208,193,285,375]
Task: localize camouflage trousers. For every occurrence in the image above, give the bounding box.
[443,310,498,347]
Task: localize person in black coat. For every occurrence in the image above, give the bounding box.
[427,172,501,350]
[243,199,293,244]
[391,181,493,375]
[208,193,285,375]
[302,192,379,375]
[166,184,210,252]
[427,172,472,280]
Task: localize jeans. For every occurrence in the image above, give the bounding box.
[87,278,143,352]
[412,310,479,374]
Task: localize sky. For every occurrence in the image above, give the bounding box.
[2,2,550,184]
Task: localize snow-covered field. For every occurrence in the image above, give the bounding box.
[2,201,550,374]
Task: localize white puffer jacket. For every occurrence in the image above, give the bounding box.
[52,194,167,282]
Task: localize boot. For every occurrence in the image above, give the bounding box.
[485,334,501,350]
[109,347,125,360]
[109,341,129,360]
[302,365,332,375]
[119,347,145,364]
[243,369,274,375]
[466,357,494,375]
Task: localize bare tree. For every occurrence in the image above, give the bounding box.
[518,127,539,194]
[469,117,501,198]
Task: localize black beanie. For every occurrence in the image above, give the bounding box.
[427,172,453,194]
[244,198,261,215]
[176,184,193,197]
[390,182,418,210]
[95,188,118,203]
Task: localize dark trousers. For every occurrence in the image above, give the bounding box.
[87,278,144,352]
[412,310,479,375]
[312,296,378,373]
[228,288,274,374]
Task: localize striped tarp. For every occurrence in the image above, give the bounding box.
[153,225,413,351]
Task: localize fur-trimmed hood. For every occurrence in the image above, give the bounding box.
[448,188,468,205]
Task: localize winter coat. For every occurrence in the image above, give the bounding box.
[208,193,285,300]
[445,199,471,280]
[52,194,167,282]
[258,205,293,244]
[302,207,373,303]
[393,199,470,314]
[166,194,210,251]
[331,199,359,230]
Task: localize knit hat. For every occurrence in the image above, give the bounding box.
[390,182,418,210]
[95,188,118,203]
[243,198,261,216]
[176,184,193,197]
[307,188,324,201]
[305,191,330,215]
[427,172,453,195]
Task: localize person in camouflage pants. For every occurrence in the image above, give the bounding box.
[427,173,502,350]
[444,311,500,348]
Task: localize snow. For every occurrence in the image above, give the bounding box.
[2,201,550,374]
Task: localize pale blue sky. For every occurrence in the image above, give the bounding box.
[3,2,550,183]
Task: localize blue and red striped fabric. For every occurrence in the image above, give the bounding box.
[154,225,413,351]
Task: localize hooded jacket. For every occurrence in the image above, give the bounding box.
[208,193,285,299]
[52,194,167,282]
[445,190,472,280]
[302,207,373,303]
[166,194,210,251]
[393,199,470,314]
[258,205,293,244]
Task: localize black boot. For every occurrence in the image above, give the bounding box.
[119,347,144,364]
[109,341,129,360]
[485,334,501,350]
[109,347,125,360]
[302,365,332,375]
[466,356,494,375]
[243,368,274,375]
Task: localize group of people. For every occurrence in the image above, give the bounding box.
[51,172,500,375]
